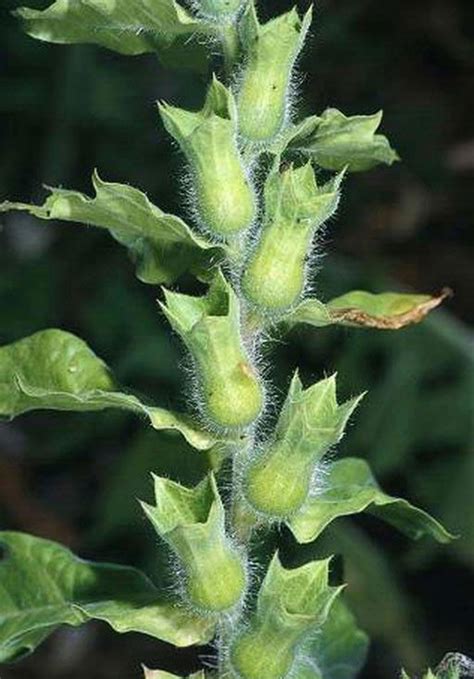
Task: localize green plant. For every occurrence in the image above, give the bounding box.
[0,1,460,677]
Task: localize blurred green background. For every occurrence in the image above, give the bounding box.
[0,0,473,678]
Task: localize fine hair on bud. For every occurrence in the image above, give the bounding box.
[236,5,313,145]
[141,474,250,617]
[241,164,343,318]
[242,373,363,520]
[159,78,257,239]
[160,274,266,431]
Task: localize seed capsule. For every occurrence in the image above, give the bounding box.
[237,5,312,143]
[230,555,342,679]
[142,474,247,614]
[242,163,342,313]
[244,372,362,518]
[159,76,255,237]
[160,272,263,430]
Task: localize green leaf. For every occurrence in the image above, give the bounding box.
[0,329,216,450]
[290,109,399,172]
[148,408,217,451]
[13,0,210,71]
[0,171,222,285]
[326,289,451,329]
[289,458,454,544]
[0,532,214,663]
[284,289,449,331]
[283,297,332,327]
[295,599,369,679]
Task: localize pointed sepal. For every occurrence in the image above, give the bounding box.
[242,164,343,312]
[237,3,312,142]
[161,272,263,429]
[142,474,247,614]
[159,77,255,236]
[230,554,342,679]
[401,670,460,679]
[244,373,362,518]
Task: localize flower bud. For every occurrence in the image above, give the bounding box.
[244,372,362,518]
[160,272,263,430]
[142,474,247,614]
[230,554,342,679]
[237,5,312,143]
[242,163,343,313]
[159,76,255,237]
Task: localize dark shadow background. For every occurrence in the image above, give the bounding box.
[0,0,473,678]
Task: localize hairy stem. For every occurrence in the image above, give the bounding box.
[230,439,260,544]
[220,23,241,75]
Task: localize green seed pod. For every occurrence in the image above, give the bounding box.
[242,163,343,313]
[160,272,263,430]
[230,554,342,679]
[244,372,362,518]
[237,4,312,143]
[159,76,255,237]
[142,474,247,614]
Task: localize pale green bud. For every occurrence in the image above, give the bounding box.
[242,163,343,313]
[244,372,362,518]
[142,474,247,614]
[230,554,342,679]
[159,76,255,236]
[237,5,312,142]
[160,272,263,429]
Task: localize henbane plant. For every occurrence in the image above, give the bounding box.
[0,1,459,677]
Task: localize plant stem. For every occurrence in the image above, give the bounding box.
[232,493,260,544]
[220,22,241,75]
[228,437,251,536]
